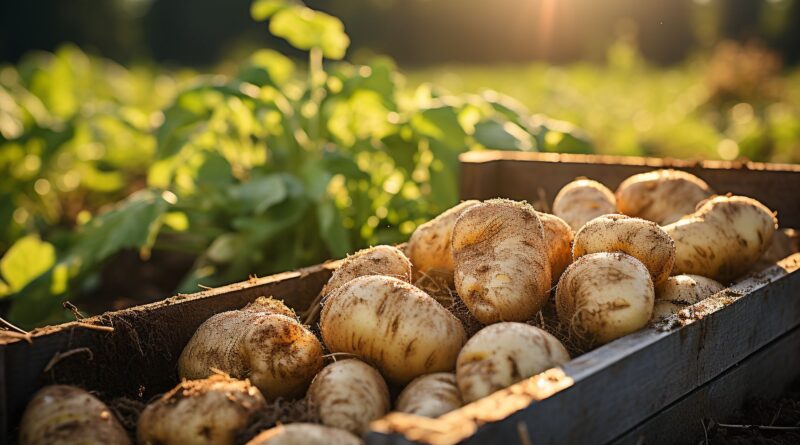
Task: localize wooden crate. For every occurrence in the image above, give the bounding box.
[2,151,800,445]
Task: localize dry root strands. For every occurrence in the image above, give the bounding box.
[137,375,266,445]
[20,385,131,445]
[615,169,714,225]
[245,423,363,445]
[556,252,655,347]
[455,322,569,404]
[537,211,575,285]
[552,178,617,231]
[322,245,412,297]
[395,372,462,418]
[178,297,323,399]
[452,199,551,324]
[663,195,777,283]
[652,274,725,320]
[320,275,466,384]
[572,214,676,286]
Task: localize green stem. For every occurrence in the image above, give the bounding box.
[308,47,325,148]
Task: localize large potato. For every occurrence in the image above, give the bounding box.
[137,375,266,445]
[455,322,569,403]
[652,274,724,320]
[537,211,574,285]
[452,199,551,324]
[245,424,362,445]
[572,214,675,286]
[405,200,481,283]
[616,169,713,225]
[20,385,131,445]
[179,297,324,399]
[552,179,617,231]
[307,359,390,435]
[323,245,412,297]
[556,252,655,346]
[320,275,467,384]
[663,195,777,283]
[395,372,462,418]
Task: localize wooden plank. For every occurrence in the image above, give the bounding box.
[613,326,800,445]
[368,254,800,445]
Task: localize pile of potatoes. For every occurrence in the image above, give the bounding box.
[20,168,790,445]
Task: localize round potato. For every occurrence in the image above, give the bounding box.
[245,423,362,445]
[537,211,574,285]
[652,274,725,320]
[616,169,713,225]
[452,199,551,324]
[323,245,412,297]
[552,179,617,231]
[395,372,462,418]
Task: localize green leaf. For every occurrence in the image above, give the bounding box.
[227,175,288,215]
[411,106,466,148]
[206,233,243,264]
[251,0,288,21]
[474,118,534,151]
[237,49,295,87]
[0,279,9,297]
[0,235,56,292]
[317,199,351,257]
[427,141,460,211]
[269,6,350,59]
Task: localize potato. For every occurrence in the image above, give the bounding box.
[405,200,481,283]
[537,211,574,285]
[307,359,390,435]
[245,423,362,445]
[320,275,467,384]
[455,322,569,403]
[179,297,324,399]
[752,228,799,272]
[20,385,131,445]
[652,274,724,320]
[572,214,675,286]
[137,375,266,445]
[616,169,714,225]
[663,195,777,283]
[395,372,462,418]
[322,245,412,297]
[452,199,551,324]
[556,252,655,346]
[552,178,617,231]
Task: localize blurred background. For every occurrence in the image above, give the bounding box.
[1,0,799,328]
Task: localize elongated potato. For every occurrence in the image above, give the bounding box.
[307,359,390,435]
[137,375,266,445]
[323,245,412,297]
[455,322,569,403]
[20,385,131,445]
[556,252,655,346]
[663,195,777,283]
[652,274,724,320]
[395,373,462,418]
[552,179,617,231]
[452,199,551,324]
[537,211,574,285]
[179,297,323,399]
[321,275,467,384]
[572,214,675,286]
[245,423,363,445]
[406,200,481,283]
[616,169,714,225]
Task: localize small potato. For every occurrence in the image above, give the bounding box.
[616,169,714,225]
[406,200,481,283]
[556,252,655,346]
[552,178,617,231]
[20,385,131,445]
[537,211,574,285]
[323,245,412,297]
[395,373,462,418]
[321,275,467,384]
[572,214,675,286]
[663,195,777,283]
[456,322,569,403]
[652,274,725,320]
[452,199,551,324]
[179,297,324,399]
[307,359,390,435]
[137,375,266,445]
[245,423,362,445]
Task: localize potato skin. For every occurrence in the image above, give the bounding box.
[572,214,676,286]
[752,228,798,272]
[323,245,412,297]
[652,274,724,320]
[556,252,655,346]
[20,385,131,445]
[137,375,266,445]
[245,423,363,445]
[552,179,617,231]
[395,372,462,418]
[616,169,713,225]
[452,199,551,324]
[178,297,324,399]
[537,211,574,285]
[455,323,569,403]
[663,195,777,283]
[405,200,481,283]
[307,359,390,435]
[320,275,467,384]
